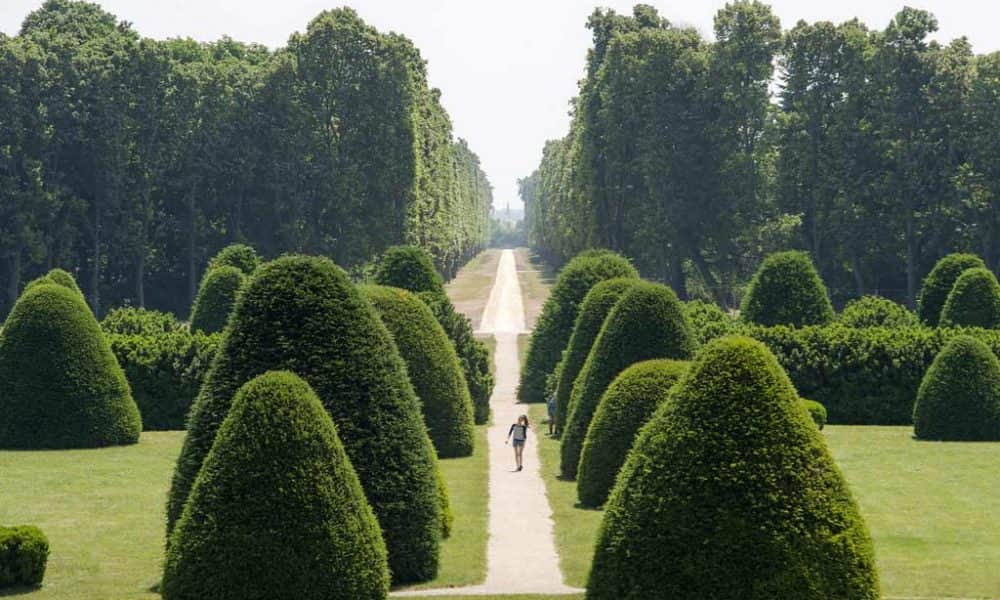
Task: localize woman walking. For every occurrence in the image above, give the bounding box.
[505,414,530,471]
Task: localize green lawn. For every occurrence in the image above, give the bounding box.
[530,407,1000,599]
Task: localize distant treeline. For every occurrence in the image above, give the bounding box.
[520,2,1000,307]
[0,0,492,317]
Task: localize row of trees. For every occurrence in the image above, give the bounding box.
[520,2,1000,307]
[0,0,492,318]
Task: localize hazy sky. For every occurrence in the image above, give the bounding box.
[3,1,998,211]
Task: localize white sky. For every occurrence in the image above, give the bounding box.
[3,1,999,211]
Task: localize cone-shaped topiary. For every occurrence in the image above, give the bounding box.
[587,336,880,599]
[374,245,446,296]
[162,371,389,600]
[560,282,695,479]
[576,359,689,508]
[520,250,639,404]
[189,266,246,334]
[362,285,475,458]
[938,267,1000,329]
[553,278,638,436]
[207,243,260,276]
[801,398,827,429]
[0,284,141,448]
[741,251,834,327]
[23,268,84,299]
[840,295,917,329]
[912,335,1000,440]
[166,255,441,584]
[918,253,986,326]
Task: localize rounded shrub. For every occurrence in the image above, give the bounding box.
[740,251,834,327]
[0,284,141,448]
[918,253,986,326]
[801,398,827,430]
[374,245,445,295]
[519,250,639,405]
[553,278,638,435]
[101,307,183,336]
[189,266,246,334]
[587,336,879,599]
[576,359,689,508]
[913,335,1000,440]
[939,267,1000,329]
[165,255,440,584]
[162,371,389,600]
[560,282,695,479]
[684,299,738,345]
[23,268,84,300]
[206,243,260,276]
[840,295,917,329]
[362,285,475,458]
[0,525,49,589]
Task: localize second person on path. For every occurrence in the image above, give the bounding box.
[505,414,530,471]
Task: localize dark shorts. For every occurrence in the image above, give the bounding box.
[512,439,525,448]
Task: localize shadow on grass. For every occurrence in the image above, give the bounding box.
[0,586,41,597]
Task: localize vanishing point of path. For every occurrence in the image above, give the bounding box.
[396,249,579,596]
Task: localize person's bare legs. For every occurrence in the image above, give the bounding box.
[514,443,524,470]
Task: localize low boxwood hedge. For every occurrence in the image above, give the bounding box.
[101,307,184,336]
[0,526,49,589]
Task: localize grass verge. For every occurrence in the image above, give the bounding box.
[445,249,501,329]
[514,247,554,330]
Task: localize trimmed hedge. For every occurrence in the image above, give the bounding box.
[520,250,639,404]
[0,284,141,448]
[918,253,986,326]
[840,295,917,329]
[587,336,879,599]
[189,266,246,334]
[23,267,84,298]
[166,255,441,584]
[685,299,738,345]
[436,466,453,539]
[206,243,260,276]
[553,278,638,435]
[107,331,221,430]
[801,398,827,429]
[162,372,389,600]
[0,526,49,589]
[101,307,183,336]
[362,285,475,458]
[913,335,1000,441]
[939,267,1000,329]
[576,359,689,508]
[740,251,834,327]
[560,282,695,479]
[374,245,445,295]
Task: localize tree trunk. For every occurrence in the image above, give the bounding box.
[905,208,917,308]
[90,201,101,316]
[7,251,21,310]
[670,251,687,301]
[187,186,198,304]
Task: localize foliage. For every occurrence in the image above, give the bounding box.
[101,306,183,335]
[587,336,879,599]
[519,249,638,405]
[362,285,475,458]
[162,371,389,600]
[576,359,689,508]
[801,398,827,429]
[840,295,918,329]
[0,525,48,589]
[23,268,83,298]
[206,243,260,276]
[740,251,834,327]
[939,267,1000,329]
[435,465,453,539]
[0,284,141,448]
[553,278,638,435]
[189,266,246,333]
[560,281,695,479]
[684,299,739,344]
[917,254,987,325]
[912,335,1000,440]
[107,330,221,430]
[374,245,445,295]
[165,255,440,584]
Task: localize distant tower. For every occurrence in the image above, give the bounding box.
[505,202,510,217]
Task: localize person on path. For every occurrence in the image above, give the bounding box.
[546,393,556,435]
[505,414,530,471]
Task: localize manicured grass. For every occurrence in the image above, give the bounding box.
[518,333,531,370]
[446,249,501,328]
[514,247,554,330]
[414,596,583,600]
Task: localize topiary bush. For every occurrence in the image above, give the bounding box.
[107,330,221,430]
[912,335,1000,441]
[939,267,1000,329]
[166,255,441,584]
[23,267,84,299]
[801,398,827,429]
[0,284,141,448]
[436,466,453,539]
[162,371,389,600]
[918,253,986,326]
[206,243,260,276]
[685,299,738,345]
[101,307,183,336]
[362,285,475,458]
[740,251,834,327]
[560,282,695,479]
[519,250,639,405]
[553,278,638,435]
[576,359,689,508]
[374,245,445,295]
[587,336,880,599]
[189,266,246,334]
[840,295,917,329]
[0,526,49,589]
